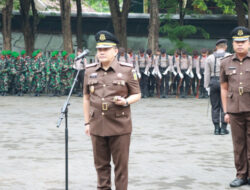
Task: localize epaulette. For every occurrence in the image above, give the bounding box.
[86,62,98,68]
[221,53,233,61]
[119,62,133,67]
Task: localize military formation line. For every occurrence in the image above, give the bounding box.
[0,47,212,98]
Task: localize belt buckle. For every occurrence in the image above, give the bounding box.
[102,103,108,111]
[239,87,244,95]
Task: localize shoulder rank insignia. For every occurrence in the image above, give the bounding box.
[132,69,137,80]
[119,62,133,67]
[86,62,98,68]
[221,54,233,60]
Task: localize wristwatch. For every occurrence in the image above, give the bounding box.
[124,99,129,107]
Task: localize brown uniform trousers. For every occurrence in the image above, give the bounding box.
[91,134,130,190]
[220,52,250,179]
[84,59,140,189]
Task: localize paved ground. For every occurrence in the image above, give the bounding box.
[0,96,248,190]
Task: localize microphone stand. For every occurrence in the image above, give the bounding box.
[56,56,85,190]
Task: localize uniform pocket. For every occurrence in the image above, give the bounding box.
[88,79,98,85]
[225,70,237,76]
[115,111,128,118]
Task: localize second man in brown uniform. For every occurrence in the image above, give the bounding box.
[221,26,250,187]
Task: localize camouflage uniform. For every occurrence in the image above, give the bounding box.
[61,51,74,95]
[0,52,10,96]
[47,51,62,96]
[15,55,27,96]
[8,54,17,94]
[29,54,46,96]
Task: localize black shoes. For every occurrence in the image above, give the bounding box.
[230,178,247,187]
[214,123,229,135]
[220,127,229,135]
[220,123,229,135]
[214,124,220,135]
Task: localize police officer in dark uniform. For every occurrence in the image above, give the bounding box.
[204,39,230,135]
[136,48,149,98]
[221,26,250,187]
[83,30,141,190]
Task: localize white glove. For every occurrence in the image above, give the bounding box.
[179,73,184,79]
[190,71,194,78]
[163,68,169,75]
[206,88,210,96]
[144,70,150,76]
[157,71,162,79]
[173,70,177,76]
[152,69,156,76]
[197,73,201,80]
[137,72,141,79]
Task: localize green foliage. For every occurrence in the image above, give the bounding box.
[192,0,212,14]
[213,0,235,14]
[83,0,110,12]
[0,0,19,10]
[159,0,210,51]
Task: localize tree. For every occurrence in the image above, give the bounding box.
[193,0,248,27]
[19,0,39,56]
[148,0,159,53]
[160,0,209,51]
[2,0,13,50]
[59,0,73,53]
[108,0,131,49]
[234,0,247,27]
[76,0,83,49]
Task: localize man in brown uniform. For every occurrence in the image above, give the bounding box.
[83,30,141,190]
[220,26,250,187]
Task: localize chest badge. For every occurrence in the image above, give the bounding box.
[90,73,97,78]
[89,85,95,93]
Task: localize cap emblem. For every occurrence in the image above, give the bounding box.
[237,29,243,36]
[99,34,106,41]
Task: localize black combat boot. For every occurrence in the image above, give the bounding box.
[214,123,220,135]
[220,123,229,135]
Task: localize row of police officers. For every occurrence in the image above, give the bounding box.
[115,47,210,99]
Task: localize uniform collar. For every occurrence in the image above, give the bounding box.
[232,52,250,61]
[95,58,118,72]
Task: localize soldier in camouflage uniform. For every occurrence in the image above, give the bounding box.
[13,52,27,96]
[47,51,62,96]
[0,50,10,96]
[29,50,46,96]
[61,51,74,95]
[30,50,45,96]
[9,51,17,95]
[20,50,30,94]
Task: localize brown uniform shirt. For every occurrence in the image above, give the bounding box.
[84,59,140,136]
[220,52,250,113]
